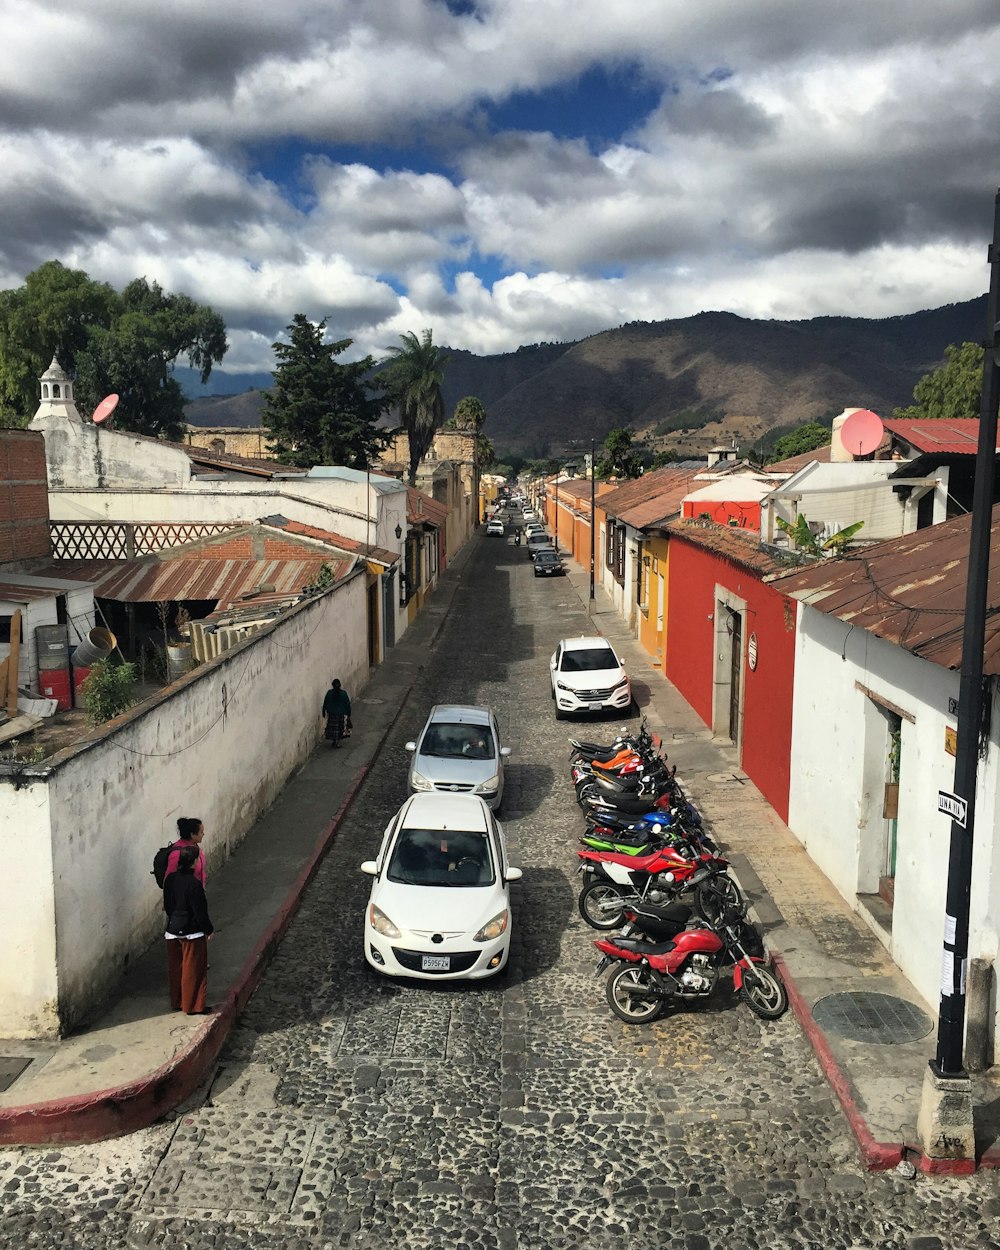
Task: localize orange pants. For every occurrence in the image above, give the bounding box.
[166,936,209,1014]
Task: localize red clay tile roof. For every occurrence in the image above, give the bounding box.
[599,466,704,527]
[766,444,833,473]
[406,487,448,527]
[666,518,790,576]
[258,516,398,566]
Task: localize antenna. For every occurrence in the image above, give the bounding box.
[92,394,120,425]
[839,408,883,458]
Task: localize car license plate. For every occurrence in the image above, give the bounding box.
[421,955,450,971]
[588,701,604,711]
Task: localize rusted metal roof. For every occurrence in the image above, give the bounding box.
[666,519,791,576]
[0,581,62,603]
[769,506,1000,672]
[600,466,703,525]
[767,444,833,473]
[882,418,997,457]
[30,555,354,608]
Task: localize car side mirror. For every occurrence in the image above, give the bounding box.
[404,741,416,752]
[500,747,512,758]
[360,861,379,876]
[505,867,523,882]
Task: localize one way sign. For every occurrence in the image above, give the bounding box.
[938,790,968,828]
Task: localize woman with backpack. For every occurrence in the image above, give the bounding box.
[164,844,214,1014]
[161,817,206,887]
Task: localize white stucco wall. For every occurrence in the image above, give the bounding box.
[0,784,58,1037]
[788,605,999,1024]
[0,569,369,1036]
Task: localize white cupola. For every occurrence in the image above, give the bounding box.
[32,355,82,424]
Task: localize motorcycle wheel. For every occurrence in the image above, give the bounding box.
[578,881,629,929]
[576,783,599,807]
[694,874,742,926]
[738,962,788,1019]
[606,965,665,1024]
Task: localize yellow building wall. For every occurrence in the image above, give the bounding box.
[636,534,670,670]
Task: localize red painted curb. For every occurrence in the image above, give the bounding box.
[771,951,904,1172]
[0,761,373,1147]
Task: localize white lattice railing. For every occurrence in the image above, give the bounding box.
[49,521,240,560]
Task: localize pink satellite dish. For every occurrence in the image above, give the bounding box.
[92,393,119,425]
[839,408,884,457]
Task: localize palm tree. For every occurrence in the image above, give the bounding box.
[381,329,450,485]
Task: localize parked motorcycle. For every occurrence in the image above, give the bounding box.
[577,842,741,929]
[594,899,787,1025]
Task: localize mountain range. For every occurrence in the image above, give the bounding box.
[182,298,986,459]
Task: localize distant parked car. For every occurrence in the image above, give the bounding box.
[526,533,552,557]
[522,509,537,521]
[533,549,566,578]
[549,637,632,719]
[524,522,545,538]
[486,518,505,535]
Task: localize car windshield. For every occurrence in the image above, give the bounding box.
[527,535,548,545]
[560,645,619,672]
[536,552,559,563]
[387,827,496,887]
[420,722,495,760]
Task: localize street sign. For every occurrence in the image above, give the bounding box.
[938,790,967,828]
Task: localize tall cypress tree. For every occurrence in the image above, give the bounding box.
[262,314,390,468]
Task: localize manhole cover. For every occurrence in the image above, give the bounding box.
[0,1056,32,1093]
[811,992,933,1045]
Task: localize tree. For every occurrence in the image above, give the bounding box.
[261,314,390,469]
[380,328,450,485]
[449,395,487,433]
[0,262,227,437]
[595,427,642,479]
[0,261,116,427]
[893,341,982,421]
[769,422,831,463]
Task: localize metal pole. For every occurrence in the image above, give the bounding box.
[553,474,558,554]
[590,439,596,600]
[932,187,1000,1078]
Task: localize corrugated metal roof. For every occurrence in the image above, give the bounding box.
[667,519,790,576]
[882,418,996,456]
[30,555,354,607]
[0,581,61,603]
[600,466,704,525]
[768,506,1000,672]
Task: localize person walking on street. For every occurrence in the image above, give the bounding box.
[164,845,214,1014]
[322,677,352,748]
[163,817,207,887]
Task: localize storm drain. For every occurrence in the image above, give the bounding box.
[0,1057,32,1093]
[811,992,933,1045]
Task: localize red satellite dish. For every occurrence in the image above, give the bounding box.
[92,393,119,425]
[839,408,883,457]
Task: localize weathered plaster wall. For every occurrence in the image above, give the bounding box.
[0,784,58,1037]
[787,606,998,1020]
[0,570,368,1036]
[31,419,192,490]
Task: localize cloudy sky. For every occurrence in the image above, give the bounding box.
[2,0,999,383]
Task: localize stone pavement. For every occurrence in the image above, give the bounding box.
[1,525,998,1176]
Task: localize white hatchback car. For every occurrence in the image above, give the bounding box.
[550,637,633,719]
[361,792,522,980]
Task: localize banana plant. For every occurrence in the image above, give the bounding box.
[775,514,864,555]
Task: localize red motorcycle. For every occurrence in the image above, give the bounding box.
[594,900,787,1025]
[577,842,740,930]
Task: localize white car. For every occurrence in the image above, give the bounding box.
[405,703,510,811]
[486,518,505,535]
[522,509,537,521]
[523,522,545,538]
[361,792,522,980]
[549,636,633,719]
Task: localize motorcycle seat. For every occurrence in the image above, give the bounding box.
[612,936,678,956]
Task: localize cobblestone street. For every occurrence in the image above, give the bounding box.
[3,535,1000,1249]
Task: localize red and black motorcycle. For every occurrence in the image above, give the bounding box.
[594,899,787,1025]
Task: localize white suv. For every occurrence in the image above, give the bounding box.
[549,637,632,719]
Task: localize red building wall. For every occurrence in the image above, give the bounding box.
[665,537,794,822]
[0,429,51,562]
[681,498,761,530]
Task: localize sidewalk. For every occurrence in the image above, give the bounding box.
[2,533,998,1172]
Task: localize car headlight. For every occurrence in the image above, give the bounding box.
[410,770,433,791]
[369,904,401,939]
[556,681,571,692]
[614,676,630,689]
[475,774,501,793]
[474,910,509,942]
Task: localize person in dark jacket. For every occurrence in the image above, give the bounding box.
[322,677,352,748]
[164,845,214,1014]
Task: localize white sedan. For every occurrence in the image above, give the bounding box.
[361,793,522,980]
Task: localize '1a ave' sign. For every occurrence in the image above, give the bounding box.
[938,790,968,828]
